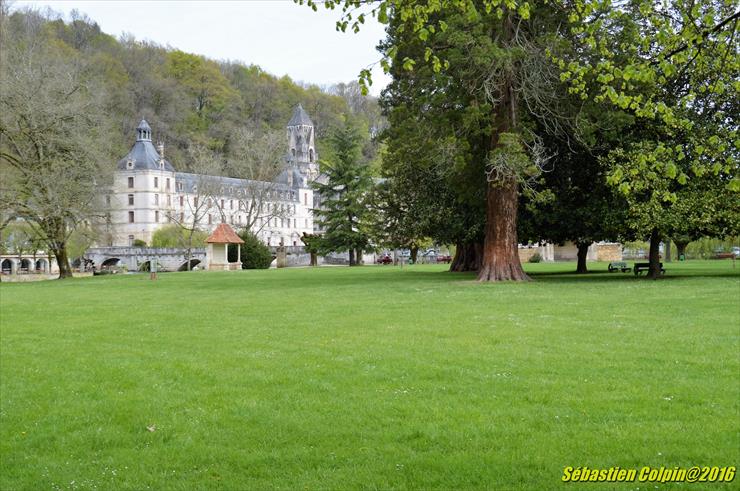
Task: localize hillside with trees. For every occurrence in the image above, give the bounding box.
[2,6,383,169]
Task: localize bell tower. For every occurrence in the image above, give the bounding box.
[287,104,318,179]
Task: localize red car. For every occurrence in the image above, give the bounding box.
[376,255,393,264]
[436,255,452,264]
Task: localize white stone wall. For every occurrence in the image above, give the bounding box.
[109,170,314,248]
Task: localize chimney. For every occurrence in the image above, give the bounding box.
[157,141,165,158]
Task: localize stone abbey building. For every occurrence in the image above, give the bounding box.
[107,104,320,248]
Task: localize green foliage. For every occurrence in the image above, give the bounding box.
[151,225,207,249]
[527,252,542,263]
[132,239,147,248]
[237,229,273,269]
[312,124,374,260]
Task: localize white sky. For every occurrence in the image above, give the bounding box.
[14,0,391,95]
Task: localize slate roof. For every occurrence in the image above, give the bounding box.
[206,223,244,244]
[117,140,175,171]
[288,104,313,126]
[117,119,175,171]
[174,172,301,197]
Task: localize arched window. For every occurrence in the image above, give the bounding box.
[309,149,314,162]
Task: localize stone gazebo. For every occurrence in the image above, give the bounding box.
[205,224,244,271]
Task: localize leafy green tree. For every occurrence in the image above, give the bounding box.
[237,229,273,269]
[312,124,373,266]
[151,224,208,249]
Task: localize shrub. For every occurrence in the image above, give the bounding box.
[528,252,542,263]
[132,239,147,247]
[237,230,273,269]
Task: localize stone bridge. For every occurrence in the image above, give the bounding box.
[1,254,57,275]
[84,247,207,272]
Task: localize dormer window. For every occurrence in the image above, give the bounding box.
[127,160,134,170]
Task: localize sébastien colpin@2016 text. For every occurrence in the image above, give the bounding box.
[561,466,736,484]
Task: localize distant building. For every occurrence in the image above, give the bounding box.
[105,105,320,247]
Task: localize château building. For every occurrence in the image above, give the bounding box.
[106,105,320,248]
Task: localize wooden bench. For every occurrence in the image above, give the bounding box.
[608,261,631,273]
[633,262,666,276]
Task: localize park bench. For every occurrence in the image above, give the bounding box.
[608,261,631,273]
[633,262,666,276]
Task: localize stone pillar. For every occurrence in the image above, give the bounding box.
[276,246,287,268]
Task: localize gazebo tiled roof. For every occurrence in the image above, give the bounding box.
[206,224,244,244]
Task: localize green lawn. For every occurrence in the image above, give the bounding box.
[1,261,738,490]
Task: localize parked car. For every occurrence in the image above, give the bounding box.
[376,255,393,265]
[436,255,452,264]
[732,246,740,258]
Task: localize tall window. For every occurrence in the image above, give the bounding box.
[166,178,170,190]
[128,211,135,223]
[167,195,171,206]
[128,177,134,188]
[230,199,234,210]
[208,214,212,225]
[128,235,134,246]
[154,177,159,188]
[155,211,159,222]
[128,194,134,206]
[221,199,225,209]
[179,196,184,207]
[304,193,308,205]
[154,194,159,205]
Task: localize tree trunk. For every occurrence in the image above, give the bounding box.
[664,240,672,263]
[355,248,363,265]
[477,179,529,281]
[477,8,528,282]
[348,248,355,266]
[410,246,419,264]
[676,241,689,260]
[53,246,73,279]
[648,227,662,280]
[310,252,317,267]
[576,242,591,274]
[450,241,482,272]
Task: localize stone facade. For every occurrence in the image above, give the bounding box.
[104,105,320,249]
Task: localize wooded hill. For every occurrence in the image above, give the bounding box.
[3,7,383,169]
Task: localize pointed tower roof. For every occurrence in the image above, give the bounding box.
[117,118,175,171]
[288,104,313,126]
[206,223,244,244]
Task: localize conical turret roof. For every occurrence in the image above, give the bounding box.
[288,104,313,126]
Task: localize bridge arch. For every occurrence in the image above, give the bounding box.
[35,258,48,273]
[178,259,201,271]
[1,258,16,274]
[101,257,122,270]
[19,258,32,273]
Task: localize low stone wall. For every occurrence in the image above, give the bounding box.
[518,247,540,263]
[596,243,623,262]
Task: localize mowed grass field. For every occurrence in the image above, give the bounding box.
[1,261,738,490]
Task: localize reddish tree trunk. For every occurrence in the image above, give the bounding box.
[477,179,529,281]
[576,242,591,274]
[450,241,482,272]
[648,228,662,280]
[477,9,528,282]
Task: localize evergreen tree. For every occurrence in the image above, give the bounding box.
[312,124,373,266]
